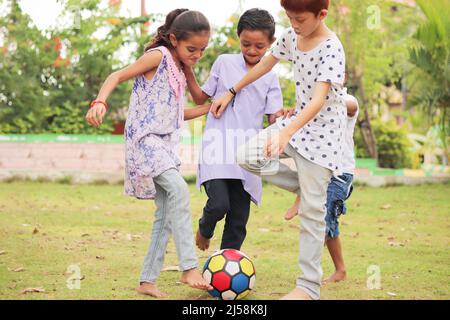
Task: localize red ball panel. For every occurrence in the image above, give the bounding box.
[222,249,243,261]
[211,271,231,292]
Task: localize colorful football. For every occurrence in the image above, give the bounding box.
[202,249,256,300]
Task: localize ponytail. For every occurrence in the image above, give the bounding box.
[144,9,210,52]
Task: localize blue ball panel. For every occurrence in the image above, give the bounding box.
[203,256,211,271]
[209,288,221,298]
[231,273,249,294]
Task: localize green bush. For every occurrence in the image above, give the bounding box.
[0,0,145,134]
[43,101,114,134]
[354,126,371,159]
[355,120,413,169]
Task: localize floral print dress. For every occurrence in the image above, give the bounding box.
[124,46,186,200]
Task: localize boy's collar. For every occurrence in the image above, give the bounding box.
[238,52,247,69]
[239,52,261,70]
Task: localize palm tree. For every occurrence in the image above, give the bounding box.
[409,0,449,161]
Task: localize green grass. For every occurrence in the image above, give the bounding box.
[0,181,449,300]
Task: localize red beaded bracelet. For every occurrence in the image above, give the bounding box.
[90,100,108,110]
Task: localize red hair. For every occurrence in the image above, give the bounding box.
[280,0,330,15]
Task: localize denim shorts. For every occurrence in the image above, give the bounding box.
[325,173,354,238]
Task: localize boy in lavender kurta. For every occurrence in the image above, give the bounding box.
[184,9,288,251]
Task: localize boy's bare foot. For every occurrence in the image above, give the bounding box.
[180,268,213,291]
[284,196,300,221]
[322,270,347,285]
[196,230,210,251]
[280,287,313,300]
[136,282,167,298]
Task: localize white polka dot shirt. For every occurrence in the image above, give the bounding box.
[271,27,347,176]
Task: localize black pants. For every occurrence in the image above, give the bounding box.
[198,179,251,250]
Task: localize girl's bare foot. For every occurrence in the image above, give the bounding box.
[196,230,210,251]
[280,287,313,300]
[180,268,213,291]
[322,270,347,285]
[136,282,167,298]
[284,196,300,221]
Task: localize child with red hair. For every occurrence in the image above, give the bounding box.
[211,0,346,300]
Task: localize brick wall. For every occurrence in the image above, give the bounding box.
[1,142,448,186]
[0,143,199,183]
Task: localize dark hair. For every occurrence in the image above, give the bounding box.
[145,9,210,52]
[237,8,276,40]
[280,0,330,15]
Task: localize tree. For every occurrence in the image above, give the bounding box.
[409,0,449,162]
[0,0,154,134]
[326,0,418,163]
[0,0,56,133]
[46,0,152,133]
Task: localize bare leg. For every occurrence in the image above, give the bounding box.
[285,195,300,221]
[322,237,347,284]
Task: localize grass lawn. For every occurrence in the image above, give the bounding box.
[0,181,449,300]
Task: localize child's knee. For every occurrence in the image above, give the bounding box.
[299,198,327,224]
[206,197,231,217]
[236,142,263,172]
[168,179,190,203]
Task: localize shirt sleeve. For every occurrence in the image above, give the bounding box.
[316,38,346,86]
[271,28,294,62]
[265,74,283,115]
[201,56,222,97]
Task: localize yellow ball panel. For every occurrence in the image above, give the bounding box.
[240,257,254,276]
[208,255,226,272]
[236,289,250,300]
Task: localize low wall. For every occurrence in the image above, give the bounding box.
[0,135,448,187]
[0,138,199,183]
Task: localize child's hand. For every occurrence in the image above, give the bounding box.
[85,103,107,127]
[210,92,234,118]
[263,129,291,158]
[274,108,296,119]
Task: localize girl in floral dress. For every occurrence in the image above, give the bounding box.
[86,9,213,298]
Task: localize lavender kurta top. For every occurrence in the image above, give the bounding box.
[197,53,283,205]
